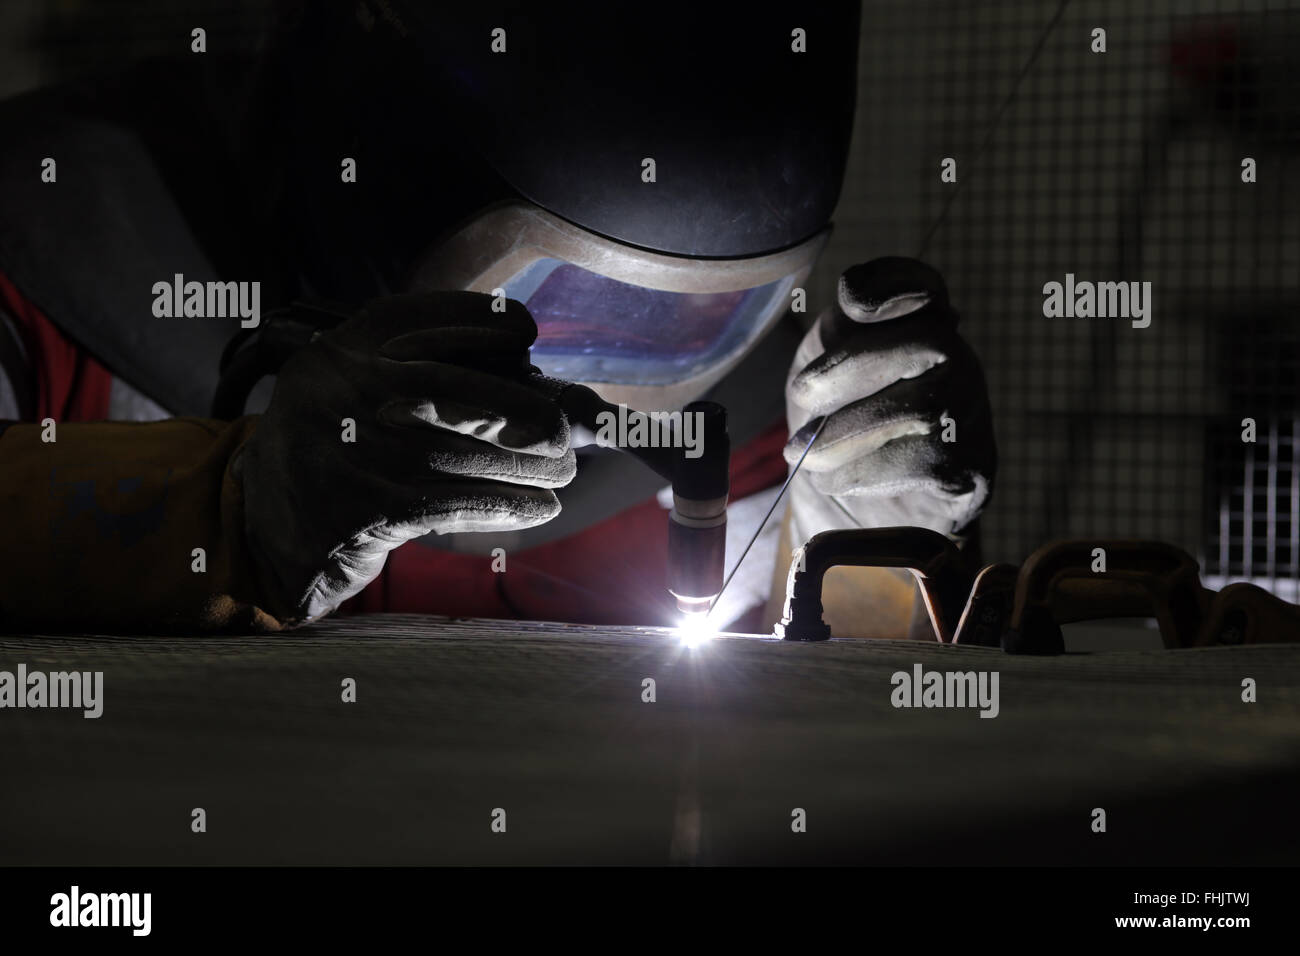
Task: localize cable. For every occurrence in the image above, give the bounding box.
[915,0,1073,260]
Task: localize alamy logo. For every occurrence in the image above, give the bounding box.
[594,405,705,459]
[152,273,261,328]
[890,664,1000,718]
[0,664,103,718]
[50,886,151,936]
[1042,273,1151,328]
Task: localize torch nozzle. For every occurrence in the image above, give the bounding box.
[541,377,730,626]
[673,593,716,617]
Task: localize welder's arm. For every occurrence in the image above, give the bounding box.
[0,416,284,632]
[763,258,997,638]
[0,292,575,633]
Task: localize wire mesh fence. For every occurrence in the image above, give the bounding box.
[824,0,1300,599]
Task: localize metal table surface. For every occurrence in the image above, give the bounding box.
[2,614,1297,865]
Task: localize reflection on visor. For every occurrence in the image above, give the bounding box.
[502,258,794,385]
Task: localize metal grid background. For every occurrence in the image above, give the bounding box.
[813,0,1300,600]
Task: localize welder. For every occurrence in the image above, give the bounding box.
[0,2,995,636]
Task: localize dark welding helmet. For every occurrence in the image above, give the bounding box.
[268,1,859,410]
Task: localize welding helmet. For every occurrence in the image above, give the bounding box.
[267,1,859,410]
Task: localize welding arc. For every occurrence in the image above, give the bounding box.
[705,415,829,618]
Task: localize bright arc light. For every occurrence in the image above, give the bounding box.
[676,611,719,648]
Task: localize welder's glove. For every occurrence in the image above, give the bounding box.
[238,292,575,623]
[783,257,996,549]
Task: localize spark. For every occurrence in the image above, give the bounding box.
[676,611,718,648]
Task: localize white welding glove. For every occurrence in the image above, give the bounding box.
[237,292,575,623]
[784,257,996,550]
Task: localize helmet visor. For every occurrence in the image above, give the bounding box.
[408,202,826,404]
[502,258,796,385]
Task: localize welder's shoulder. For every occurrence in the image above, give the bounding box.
[0,61,246,416]
[0,62,218,274]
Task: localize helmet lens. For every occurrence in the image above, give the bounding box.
[503,259,793,385]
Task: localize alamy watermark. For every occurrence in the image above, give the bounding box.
[0,664,103,718]
[152,273,260,328]
[593,404,704,459]
[50,886,150,936]
[1042,273,1151,328]
[890,663,999,718]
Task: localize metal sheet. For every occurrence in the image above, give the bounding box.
[1,615,1297,864]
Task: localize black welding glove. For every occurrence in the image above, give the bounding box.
[237,292,575,623]
[784,257,996,549]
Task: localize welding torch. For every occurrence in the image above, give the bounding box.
[532,376,731,622]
